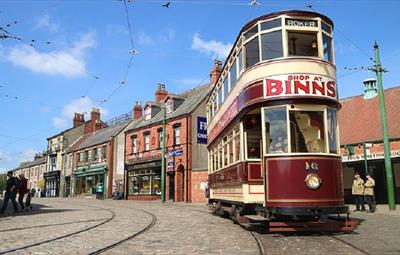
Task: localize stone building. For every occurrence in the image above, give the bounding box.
[13,153,47,196]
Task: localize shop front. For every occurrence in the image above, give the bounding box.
[44,170,60,197]
[73,163,107,198]
[126,160,162,200]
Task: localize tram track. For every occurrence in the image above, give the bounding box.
[250,231,266,255]
[327,234,371,255]
[0,208,116,255]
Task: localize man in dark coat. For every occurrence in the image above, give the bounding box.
[0,171,19,214]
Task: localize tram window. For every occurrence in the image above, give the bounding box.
[321,22,332,34]
[289,111,326,153]
[244,25,258,40]
[213,96,217,115]
[238,49,244,74]
[228,133,234,165]
[261,30,283,61]
[244,113,262,159]
[261,18,281,31]
[223,78,229,102]
[327,108,338,154]
[264,107,288,154]
[217,88,223,108]
[230,59,237,90]
[233,126,241,162]
[323,34,333,62]
[245,37,260,68]
[288,32,318,57]
[218,145,223,169]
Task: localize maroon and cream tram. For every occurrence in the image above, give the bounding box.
[206,10,355,231]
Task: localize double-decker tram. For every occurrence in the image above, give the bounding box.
[206,10,356,232]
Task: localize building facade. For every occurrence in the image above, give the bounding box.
[124,79,214,202]
[339,86,400,204]
[13,153,47,196]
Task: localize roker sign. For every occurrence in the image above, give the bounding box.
[263,74,337,101]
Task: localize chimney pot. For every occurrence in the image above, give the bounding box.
[210,59,222,85]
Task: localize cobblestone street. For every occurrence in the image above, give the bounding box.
[0,198,399,255]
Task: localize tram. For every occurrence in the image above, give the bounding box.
[206,10,356,232]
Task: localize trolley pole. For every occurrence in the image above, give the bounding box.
[161,106,166,203]
[371,42,396,210]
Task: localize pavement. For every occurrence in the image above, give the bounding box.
[0,198,399,255]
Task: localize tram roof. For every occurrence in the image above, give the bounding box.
[339,86,400,145]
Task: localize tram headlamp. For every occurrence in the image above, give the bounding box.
[305,173,321,190]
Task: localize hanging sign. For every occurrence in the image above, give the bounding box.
[167,159,174,169]
[197,116,208,144]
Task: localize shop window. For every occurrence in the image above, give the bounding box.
[230,59,237,90]
[128,170,161,195]
[245,36,260,68]
[289,110,326,153]
[244,114,262,159]
[261,30,283,61]
[288,32,318,57]
[327,108,338,154]
[264,107,288,154]
[323,33,333,62]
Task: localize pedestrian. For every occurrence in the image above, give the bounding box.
[364,174,376,213]
[18,174,28,211]
[352,172,366,212]
[25,190,32,210]
[0,171,19,214]
[96,183,103,200]
[204,180,210,205]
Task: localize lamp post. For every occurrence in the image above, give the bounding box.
[368,42,396,210]
[161,105,166,203]
[61,137,68,198]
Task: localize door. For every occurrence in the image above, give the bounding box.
[168,172,175,201]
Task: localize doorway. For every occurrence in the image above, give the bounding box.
[168,172,175,201]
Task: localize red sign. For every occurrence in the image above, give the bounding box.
[264,74,337,100]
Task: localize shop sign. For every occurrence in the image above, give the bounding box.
[285,18,317,28]
[342,150,400,162]
[263,74,337,100]
[167,148,183,157]
[167,159,174,169]
[197,116,208,144]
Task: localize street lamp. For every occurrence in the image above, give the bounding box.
[364,42,396,210]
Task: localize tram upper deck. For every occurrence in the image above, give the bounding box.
[206,10,337,146]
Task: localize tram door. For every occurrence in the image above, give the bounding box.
[168,172,175,201]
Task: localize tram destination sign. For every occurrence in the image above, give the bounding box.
[285,18,317,28]
[263,74,337,101]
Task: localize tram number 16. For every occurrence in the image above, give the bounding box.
[305,162,319,171]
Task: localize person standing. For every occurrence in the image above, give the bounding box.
[204,180,210,205]
[18,174,28,211]
[364,174,376,212]
[0,171,19,214]
[96,183,103,200]
[352,172,366,211]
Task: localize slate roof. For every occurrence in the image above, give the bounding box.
[15,157,46,170]
[74,123,126,151]
[127,83,212,131]
[338,86,400,145]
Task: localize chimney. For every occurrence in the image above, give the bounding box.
[90,108,101,132]
[73,113,85,128]
[34,153,40,160]
[210,59,222,85]
[133,101,143,120]
[155,83,168,103]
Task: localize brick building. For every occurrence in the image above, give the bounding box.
[339,86,400,204]
[124,65,219,202]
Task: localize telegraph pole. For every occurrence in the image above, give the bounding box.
[161,106,166,203]
[371,42,396,210]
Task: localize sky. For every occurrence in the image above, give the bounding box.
[0,0,399,172]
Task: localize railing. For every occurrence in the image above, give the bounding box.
[105,112,132,127]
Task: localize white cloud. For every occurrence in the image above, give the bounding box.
[138,32,154,45]
[35,14,59,32]
[0,150,11,163]
[53,97,108,129]
[5,32,96,78]
[191,33,232,60]
[19,149,37,162]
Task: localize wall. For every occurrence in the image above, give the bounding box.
[191,170,208,203]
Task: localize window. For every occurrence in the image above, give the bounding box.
[321,21,332,34]
[213,95,218,115]
[230,59,237,90]
[131,136,137,153]
[93,149,98,160]
[233,126,241,162]
[288,32,318,57]
[261,30,283,60]
[245,37,260,68]
[217,88,223,108]
[289,110,326,153]
[238,49,243,74]
[327,108,338,154]
[264,107,288,154]
[144,107,151,120]
[244,114,262,159]
[223,137,228,166]
[128,170,161,195]
[85,150,89,162]
[158,129,163,148]
[144,134,150,151]
[244,25,258,40]
[102,145,107,160]
[166,98,174,114]
[223,78,229,102]
[78,153,83,163]
[174,127,180,145]
[323,33,333,62]
[261,18,281,30]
